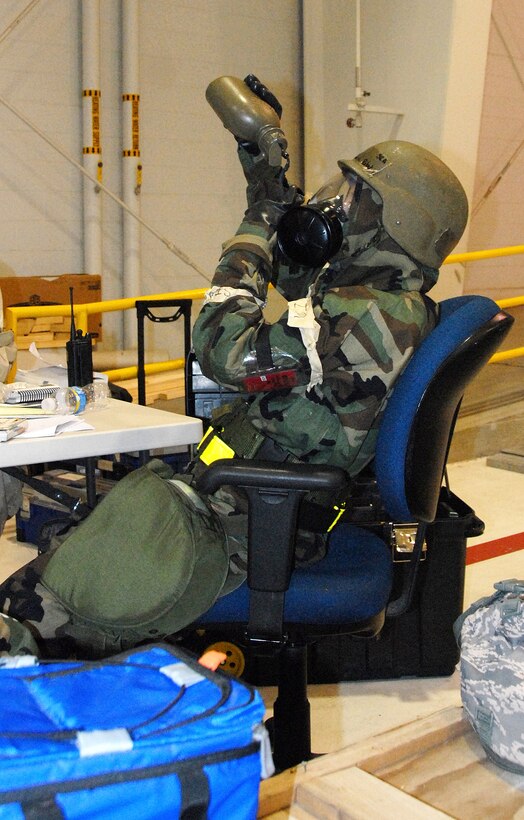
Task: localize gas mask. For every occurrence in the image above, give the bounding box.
[276,172,360,267]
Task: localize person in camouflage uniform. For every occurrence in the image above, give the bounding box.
[194,161,440,476]
[0,84,468,660]
[0,547,85,659]
[0,612,39,659]
[192,113,468,570]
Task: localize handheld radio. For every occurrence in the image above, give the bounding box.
[66,287,93,387]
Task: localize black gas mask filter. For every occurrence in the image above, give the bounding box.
[276,172,361,267]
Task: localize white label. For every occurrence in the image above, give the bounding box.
[76,728,133,758]
[160,662,205,687]
[287,294,323,388]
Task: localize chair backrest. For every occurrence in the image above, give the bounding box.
[374,295,514,524]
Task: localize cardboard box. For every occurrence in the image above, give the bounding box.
[1,274,102,346]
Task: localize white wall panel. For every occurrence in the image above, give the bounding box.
[0,0,82,284]
[303,0,492,302]
[0,0,302,351]
[0,0,520,354]
[466,0,524,300]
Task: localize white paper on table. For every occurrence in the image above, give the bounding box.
[15,344,108,387]
[17,415,94,438]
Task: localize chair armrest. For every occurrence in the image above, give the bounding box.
[195,458,348,591]
[195,459,349,639]
[194,458,348,496]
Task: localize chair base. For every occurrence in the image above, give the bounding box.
[268,642,312,772]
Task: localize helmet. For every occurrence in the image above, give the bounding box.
[338,140,468,268]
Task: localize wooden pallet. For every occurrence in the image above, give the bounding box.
[15,315,72,349]
[112,369,185,405]
[258,707,524,819]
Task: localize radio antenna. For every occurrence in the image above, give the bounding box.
[69,286,77,340]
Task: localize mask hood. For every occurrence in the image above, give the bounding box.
[322,182,438,294]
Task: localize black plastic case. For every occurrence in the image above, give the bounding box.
[308,489,480,681]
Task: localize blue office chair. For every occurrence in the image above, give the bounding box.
[192,295,513,770]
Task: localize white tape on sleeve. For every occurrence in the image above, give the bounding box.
[203,286,265,307]
[287,294,323,389]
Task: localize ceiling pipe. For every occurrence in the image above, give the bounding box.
[81,1,104,294]
[122,0,141,349]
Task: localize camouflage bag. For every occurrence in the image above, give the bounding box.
[454,579,524,773]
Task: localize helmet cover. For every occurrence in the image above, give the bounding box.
[339,141,468,268]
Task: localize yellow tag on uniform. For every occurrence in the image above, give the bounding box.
[200,435,235,466]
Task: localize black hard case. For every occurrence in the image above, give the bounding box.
[237,487,480,686]
[308,489,479,682]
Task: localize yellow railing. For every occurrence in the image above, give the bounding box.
[3,246,524,383]
[445,246,524,363]
[4,288,208,338]
[4,289,207,382]
[447,244,524,265]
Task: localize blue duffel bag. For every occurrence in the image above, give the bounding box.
[0,644,271,818]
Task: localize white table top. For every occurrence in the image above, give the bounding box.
[0,399,203,468]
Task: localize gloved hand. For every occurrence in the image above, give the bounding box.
[239,145,302,207]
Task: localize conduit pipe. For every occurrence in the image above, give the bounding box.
[122,0,141,349]
[0,0,40,48]
[347,0,403,130]
[0,90,210,282]
[81,1,103,285]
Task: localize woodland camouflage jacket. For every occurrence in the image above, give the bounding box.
[193,181,439,477]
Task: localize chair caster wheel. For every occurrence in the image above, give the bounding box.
[204,641,245,677]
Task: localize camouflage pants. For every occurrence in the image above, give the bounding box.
[0,613,39,659]
[0,548,106,660]
[0,478,328,661]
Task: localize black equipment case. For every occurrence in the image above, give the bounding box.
[308,488,480,682]
[230,484,481,686]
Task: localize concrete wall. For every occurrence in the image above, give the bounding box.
[0,0,510,357]
[465,0,524,300]
[302,0,492,301]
